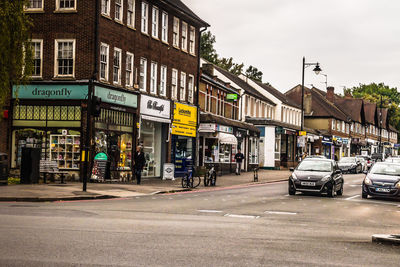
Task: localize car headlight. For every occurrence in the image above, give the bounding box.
[321,175,331,182]
[291,173,298,180]
[396,182,400,189]
[364,176,372,185]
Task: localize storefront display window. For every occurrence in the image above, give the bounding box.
[50,134,80,169]
[275,134,281,160]
[140,120,162,177]
[219,143,231,163]
[204,138,218,163]
[249,137,258,164]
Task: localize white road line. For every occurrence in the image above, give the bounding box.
[284,194,290,197]
[197,210,223,213]
[345,195,360,200]
[264,211,297,215]
[349,184,361,187]
[224,214,260,219]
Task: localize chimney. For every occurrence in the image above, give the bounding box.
[201,63,214,77]
[304,91,312,115]
[326,86,335,102]
[344,91,352,99]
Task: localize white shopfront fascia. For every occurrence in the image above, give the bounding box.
[139,95,171,139]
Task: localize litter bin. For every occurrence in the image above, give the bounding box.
[0,152,8,185]
[20,148,40,184]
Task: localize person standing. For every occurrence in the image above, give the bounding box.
[234,149,245,175]
[133,146,146,185]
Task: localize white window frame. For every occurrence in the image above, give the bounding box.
[139,57,147,91]
[173,17,180,48]
[189,25,195,55]
[115,0,123,22]
[150,61,158,94]
[180,72,186,101]
[171,68,178,99]
[99,43,109,81]
[113,47,122,85]
[332,119,336,130]
[101,0,111,16]
[127,0,135,28]
[141,2,149,34]
[54,39,75,78]
[126,52,134,87]
[161,12,168,43]
[31,39,43,78]
[181,21,188,51]
[188,74,194,104]
[160,65,167,96]
[151,6,159,38]
[56,0,77,11]
[25,0,44,11]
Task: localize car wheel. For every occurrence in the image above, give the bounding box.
[288,181,296,195]
[327,183,335,198]
[362,190,368,199]
[336,183,343,196]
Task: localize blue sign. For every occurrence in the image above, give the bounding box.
[13,84,88,99]
[95,86,137,108]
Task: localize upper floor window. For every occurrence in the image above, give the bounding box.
[26,0,43,10]
[139,58,147,91]
[115,0,123,22]
[30,40,43,77]
[56,0,76,11]
[171,69,178,99]
[332,119,336,130]
[101,0,110,16]
[181,21,188,51]
[150,62,158,94]
[99,43,109,81]
[151,7,159,38]
[188,75,194,104]
[189,26,195,55]
[126,52,134,87]
[173,17,180,47]
[141,2,149,34]
[113,48,122,85]
[55,39,75,77]
[161,12,168,43]
[160,65,167,96]
[127,0,135,28]
[180,72,186,101]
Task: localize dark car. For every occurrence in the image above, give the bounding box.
[362,162,400,199]
[288,158,344,197]
[338,157,362,174]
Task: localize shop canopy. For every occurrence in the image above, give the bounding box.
[218,132,238,145]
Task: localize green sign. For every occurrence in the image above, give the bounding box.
[275,126,284,134]
[226,94,238,101]
[13,84,88,99]
[94,152,108,161]
[95,86,138,108]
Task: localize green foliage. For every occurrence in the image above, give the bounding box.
[216,57,244,75]
[245,65,263,82]
[0,0,33,112]
[200,31,218,64]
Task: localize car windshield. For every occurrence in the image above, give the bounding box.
[339,157,355,163]
[370,163,400,176]
[297,160,332,172]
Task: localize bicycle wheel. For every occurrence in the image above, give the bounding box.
[181,175,188,188]
[204,174,209,187]
[189,176,194,188]
[211,172,217,186]
[192,175,201,188]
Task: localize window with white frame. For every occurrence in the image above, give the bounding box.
[127,0,135,28]
[161,12,168,43]
[115,0,123,22]
[99,43,109,81]
[55,39,75,77]
[342,121,345,132]
[26,0,43,10]
[141,2,149,34]
[188,75,194,104]
[332,119,336,130]
[181,21,188,51]
[101,0,110,16]
[56,0,76,11]
[30,40,43,77]
[189,26,195,55]
[160,65,167,96]
[180,72,186,101]
[126,52,134,87]
[151,6,159,38]
[173,17,179,47]
[113,48,122,84]
[150,62,157,94]
[171,69,178,99]
[139,58,147,91]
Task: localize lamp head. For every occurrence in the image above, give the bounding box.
[313,63,322,75]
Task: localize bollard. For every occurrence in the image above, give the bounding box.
[253,167,259,182]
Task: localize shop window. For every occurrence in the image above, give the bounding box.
[161,12,168,43]
[141,1,149,34]
[275,134,281,160]
[127,0,135,28]
[219,144,231,163]
[204,138,218,162]
[140,120,162,177]
[151,6,159,38]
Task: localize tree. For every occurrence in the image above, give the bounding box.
[216,57,244,75]
[200,31,218,64]
[0,0,33,113]
[245,65,263,82]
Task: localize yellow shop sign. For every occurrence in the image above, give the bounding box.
[173,102,197,127]
[171,123,196,137]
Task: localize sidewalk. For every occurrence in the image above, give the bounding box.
[0,169,290,202]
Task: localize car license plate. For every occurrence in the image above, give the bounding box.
[301,181,316,186]
[376,188,391,193]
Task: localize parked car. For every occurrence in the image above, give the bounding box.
[356,155,373,169]
[371,153,384,162]
[288,158,344,197]
[338,157,362,174]
[362,162,400,199]
[305,155,327,159]
[385,157,400,164]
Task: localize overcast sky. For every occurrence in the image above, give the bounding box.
[185,0,400,94]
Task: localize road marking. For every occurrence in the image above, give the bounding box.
[197,209,223,213]
[284,194,289,197]
[224,214,260,219]
[345,195,360,200]
[264,211,297,215]
[349,184,361,187]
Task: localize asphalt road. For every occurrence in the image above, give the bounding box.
[0,173,400,266]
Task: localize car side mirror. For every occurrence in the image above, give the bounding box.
[289,167,294,172]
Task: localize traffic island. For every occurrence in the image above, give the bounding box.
[372,234,400,245]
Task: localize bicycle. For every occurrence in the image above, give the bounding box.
[204,164,217,187]
[181,167,201,188]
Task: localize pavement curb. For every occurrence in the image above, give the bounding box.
[372,234,400,245]
[0,195,116,202]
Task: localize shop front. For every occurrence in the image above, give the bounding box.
[322,136,333,159]
[10,84,87,179]
[342,138,350,157]
[280,129,296,168]
[332,136,343,161]
[171,102,197,177]
[138,95,171,178]
[93,85,138,181]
